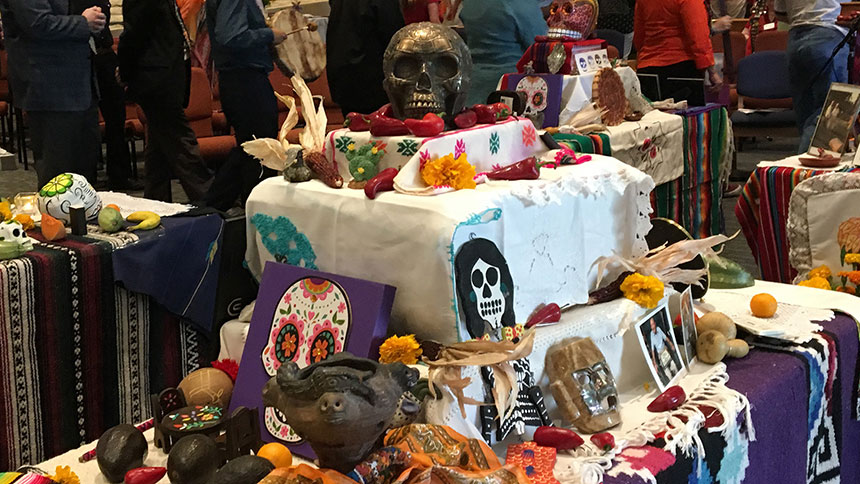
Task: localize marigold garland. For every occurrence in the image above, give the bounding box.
[421,153,476,190]
[50,466,80,484]
[0,199,11,221]
[809,265,832,280]
[620,273,664,309]
[838,271,860,286]
[846,253,860,265]
[798,276,831,291]
[379,334,422,365]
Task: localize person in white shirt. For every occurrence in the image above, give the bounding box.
[648,318,680,385]
[774,0,848,153]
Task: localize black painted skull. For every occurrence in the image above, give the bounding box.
[383,22,472,120]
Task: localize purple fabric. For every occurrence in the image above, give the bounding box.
[725,313,860,483]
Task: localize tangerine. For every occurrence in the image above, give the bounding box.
[257,442,292,468]
[105,204,120,212]
[750,293,777,318]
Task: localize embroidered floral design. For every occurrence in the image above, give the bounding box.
[454,139,467,159]
[251,214,318,269]
[522,123,537,147]
[489,133,501,155]
[335,136,354,153]
[397,139,420,157]
[419,150,432,170]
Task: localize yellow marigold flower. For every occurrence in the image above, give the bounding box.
[379,334,422,365]
[12,214,34,231]
[421,153,476,190]
[50,466,80,484]
[620,273,664,309]
[797,276,831,291]
[0,199,11,221]
[809,265,832,279]
[846,254,860,265]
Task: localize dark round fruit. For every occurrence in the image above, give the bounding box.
[211,455,275,484]
[96,424,148,483]
[166,435,220,484]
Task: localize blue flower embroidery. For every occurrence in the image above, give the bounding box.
[251,214,318,269]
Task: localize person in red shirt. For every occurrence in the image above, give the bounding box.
[634,0,722,101]
[402,0,441,24]
[742,0,778,55]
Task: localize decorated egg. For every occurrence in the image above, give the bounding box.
[38,173,102,223]
[178,367,235,408]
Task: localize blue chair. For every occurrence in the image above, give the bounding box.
[730,51,797,142]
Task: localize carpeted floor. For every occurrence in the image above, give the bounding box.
[0,135,799,279]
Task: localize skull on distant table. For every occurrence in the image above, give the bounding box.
[546,0,599,41]
[383,22,472,121]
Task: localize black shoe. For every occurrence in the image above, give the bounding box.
[108,179,144,191]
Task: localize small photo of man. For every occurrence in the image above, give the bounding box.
[679,287,697,367]
[637,303,684,390]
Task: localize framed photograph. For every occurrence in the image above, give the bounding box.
[678,287,697,368]
[636,302,685,391]
[807,82,860,158]
[228,261,396,459]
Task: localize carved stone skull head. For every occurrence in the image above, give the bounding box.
[547,0,599,40]
[383,22,472,120]
[546,338,620,433]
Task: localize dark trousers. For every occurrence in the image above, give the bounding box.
[137,96,212,202]
[94,50,132,184]
[637,61,704,103]
[205,68,278,210]
[29,103,100,189]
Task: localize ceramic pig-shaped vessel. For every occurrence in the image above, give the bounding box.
[262,353,418,474]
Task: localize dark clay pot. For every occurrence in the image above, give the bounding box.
[211,455,274,484]
[96,424,148,483]
[166,435,220,484]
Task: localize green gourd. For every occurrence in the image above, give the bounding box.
[98,207,124,233]
[706,255,755,289]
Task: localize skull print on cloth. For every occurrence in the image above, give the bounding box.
[383,22,472,121]
[261,277,352,442]
[547,0,598,40]
[454,238,515,340]
[517,76,549,129]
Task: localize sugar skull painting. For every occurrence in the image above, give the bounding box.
[261,277,352,442]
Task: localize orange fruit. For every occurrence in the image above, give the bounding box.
[257,442,292,468]
[750,293,777,318]
[105,204,120,211]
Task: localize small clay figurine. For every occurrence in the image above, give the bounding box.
[96,424,149,483]
[262,353,419,474]
[545,338,621,433]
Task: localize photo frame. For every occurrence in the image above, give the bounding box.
[807,82,860,158]
[635,301,685,391]
[228,261,396,459]
[678,287,697,368]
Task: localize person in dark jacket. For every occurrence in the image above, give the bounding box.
[327,0,405,115]
[72,0,141,190]
[0,0,104,188]
[203,0,287,210]
[118,0,213,202]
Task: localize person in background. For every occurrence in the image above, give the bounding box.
[327,0,405,116]
[774,0,846,154]
[742,0,778,55]
[0,0,104,188]
[402,0,441,24]
[72,0,141,191]
[203,0,287,211]
[710,0,746,18]
[633,0,722,101]
[460,0,546,106]
[597,0,635,58]
[118,0,213,203]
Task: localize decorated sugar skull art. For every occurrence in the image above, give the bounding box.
[37,173,102,223]
[516,76,549,128]
[545,338,620,433]
[261,277,351,442]
[0,220,34,252]
[547,0,599,40]
[454,238,515,341]
[383,22,472,121]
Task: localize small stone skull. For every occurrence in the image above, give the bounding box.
[383,22,472,121]
[546,0,599,40]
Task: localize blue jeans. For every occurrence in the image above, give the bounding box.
[787,26,849,153]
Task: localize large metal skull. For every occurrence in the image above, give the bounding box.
[383,22,472,120]
[547,0,599,40]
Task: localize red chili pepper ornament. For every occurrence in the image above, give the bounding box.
[647,385,686,412]
[404,113,445,137]
[590,433,615,452]
[124,467,167,484]
[525,303,562,328]
[533,426,584,450]
[364,168,399,199]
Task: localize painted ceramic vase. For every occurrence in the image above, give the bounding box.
[37,173,102,223]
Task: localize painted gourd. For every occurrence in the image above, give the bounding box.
[38,173,102,223]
